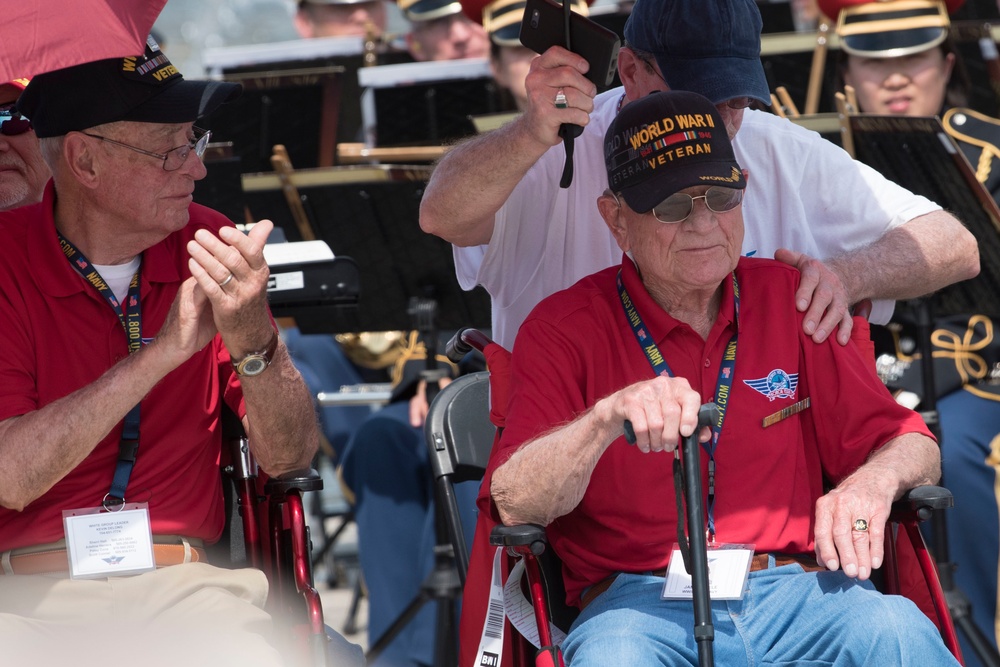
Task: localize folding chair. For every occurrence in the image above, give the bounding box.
[423,371,497,586]
[448,328,964,667]
[361,371,495,666]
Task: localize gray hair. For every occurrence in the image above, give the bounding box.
[38,136,64,172]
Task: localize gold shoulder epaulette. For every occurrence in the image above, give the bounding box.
[943,107,1000,185]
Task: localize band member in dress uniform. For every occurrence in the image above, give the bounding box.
[823,2,1000,663]
[398,0,490,61]
[827,0,1000,203]
[294,0,390,39]
[460,0,591,110]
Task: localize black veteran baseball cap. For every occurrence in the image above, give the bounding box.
[604,90,745,214]
[18,35,242,139]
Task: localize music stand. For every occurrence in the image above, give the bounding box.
[357,59,512,147]
[202,36,413,169]
[241,165,492,334]
[203,66,344,174]
[847,112,1000,667]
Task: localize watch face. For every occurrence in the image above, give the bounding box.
[232,331,278,377]
[239,356,268,376]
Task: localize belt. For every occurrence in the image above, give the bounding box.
[0,542,208,576]
[579,552,824,609]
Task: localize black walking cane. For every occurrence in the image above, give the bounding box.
[626,403,719,667]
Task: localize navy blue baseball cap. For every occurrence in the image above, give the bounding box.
[624,0,771,107]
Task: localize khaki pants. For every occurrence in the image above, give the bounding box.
[0,562,286,667]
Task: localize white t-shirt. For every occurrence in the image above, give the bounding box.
[94,256,142,304]
[454,88,941,349]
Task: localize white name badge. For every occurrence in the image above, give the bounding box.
[62,503,156,579]
[661,543,754,601]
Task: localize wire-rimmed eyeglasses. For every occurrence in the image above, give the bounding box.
[82,127,212,171]
[0,103,32,137]
[609,186,744,224]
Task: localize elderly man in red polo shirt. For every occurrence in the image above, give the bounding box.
[0,38,332,667]
[484,90,958,666]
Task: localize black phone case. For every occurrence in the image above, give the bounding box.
[519,0,621,90]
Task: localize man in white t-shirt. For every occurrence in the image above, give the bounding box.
[420,0,979,350]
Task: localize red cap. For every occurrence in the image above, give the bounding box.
[0,78,30,104]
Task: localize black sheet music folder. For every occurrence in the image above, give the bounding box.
[849,114,1000,317]
[358,59,511,147]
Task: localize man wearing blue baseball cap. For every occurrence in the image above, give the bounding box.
[0,37,351,667]
[420,0,978,352]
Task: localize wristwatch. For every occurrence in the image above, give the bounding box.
[232,330,279,377]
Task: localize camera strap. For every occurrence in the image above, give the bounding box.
[558,0,581,188]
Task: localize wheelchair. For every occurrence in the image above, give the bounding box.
[432,328,964,667]
[217,406,357,667]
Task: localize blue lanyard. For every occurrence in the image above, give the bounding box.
[60,234,143,508]
[616,270,739,541]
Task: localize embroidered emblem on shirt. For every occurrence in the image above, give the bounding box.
[743,369,798,401]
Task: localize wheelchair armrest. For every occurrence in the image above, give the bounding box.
[889,485,953,523]
[490,523,548,556]
[264,468,324,496]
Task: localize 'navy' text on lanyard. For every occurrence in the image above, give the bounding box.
[616,270,739,541]
[60,234,143,509]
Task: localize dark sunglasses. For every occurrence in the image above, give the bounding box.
[650,186,744,223]
[0,103,32,137]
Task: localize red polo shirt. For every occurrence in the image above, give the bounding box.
[0,183,244,551]
[482,255,933,607]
